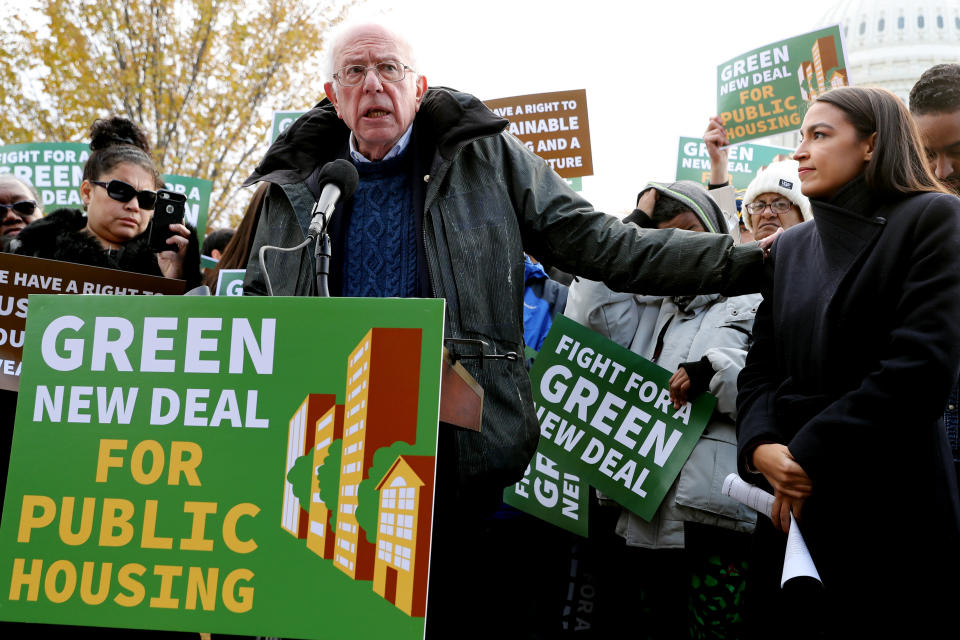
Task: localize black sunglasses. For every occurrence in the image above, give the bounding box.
[0,200,38,217]
[90,180,157,210]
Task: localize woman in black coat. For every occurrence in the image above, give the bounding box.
[12,116,201,289]
[737,87,960,636]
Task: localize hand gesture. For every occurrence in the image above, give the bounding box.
[156,223,191,280]
[752,443,813,532]
[704,115,730,185]
[669,367,691,409]
[637,187,659,215]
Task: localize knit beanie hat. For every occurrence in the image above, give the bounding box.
[741,160,813,233]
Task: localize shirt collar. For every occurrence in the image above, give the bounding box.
[348,125,414,163]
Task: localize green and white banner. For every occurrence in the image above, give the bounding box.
[717,25,848,144]
[675,137,794,190]
[0,142,212,238]
[0,295,444,638]
[215,269,246,296]
[503,449,589,537]
[512,315,715,525]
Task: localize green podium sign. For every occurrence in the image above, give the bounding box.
[0,295,444,638]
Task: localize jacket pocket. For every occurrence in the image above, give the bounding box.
[717,299,758,333]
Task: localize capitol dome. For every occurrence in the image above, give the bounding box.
[818,0,960,100]
[761,0,960,148]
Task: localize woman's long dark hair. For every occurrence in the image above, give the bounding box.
[203,182,268,289]
[816,86,949,196]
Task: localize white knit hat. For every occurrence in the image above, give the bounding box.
[741,160,813,233]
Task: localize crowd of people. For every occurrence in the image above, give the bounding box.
[2,19,960,640]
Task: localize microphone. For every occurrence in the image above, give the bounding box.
[307,159,359,238]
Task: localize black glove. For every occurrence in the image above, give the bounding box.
[678,355,714,399]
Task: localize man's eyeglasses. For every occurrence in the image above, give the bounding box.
[746,199,793,216]
[0,200,38,217]
[90,180,157,210]
[333,61,413,86]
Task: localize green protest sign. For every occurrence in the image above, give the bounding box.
[272,111,309,143]
[529,315,715,521]
[0,142,212,239]
[717,25,848,144]
[0,295,444,638]
[675,136,793,190]
[503,450,589,537]
[0,142,88,211]
[215,269,246,296]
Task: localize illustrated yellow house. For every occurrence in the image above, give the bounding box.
[830,69,848,89]
[372,455,435,617]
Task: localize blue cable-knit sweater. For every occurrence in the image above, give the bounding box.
[342,151,419,298]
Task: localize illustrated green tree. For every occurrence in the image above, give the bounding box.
[288,439,342,524]
[0,0,355,226]
[313,439,343,530]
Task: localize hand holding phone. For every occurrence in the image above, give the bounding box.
[148,190,186,252]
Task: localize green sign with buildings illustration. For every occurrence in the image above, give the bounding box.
[717,25,848,144]
[0,295,443,638]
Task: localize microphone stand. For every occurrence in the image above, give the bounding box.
[315,223,332,298]
[307,194,336,298]
[257,205,332,297]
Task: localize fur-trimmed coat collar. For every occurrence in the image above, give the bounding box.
[12,208,202,289]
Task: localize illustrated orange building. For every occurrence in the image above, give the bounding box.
[812,36,839,92]
[307,401,344,559]
[282,394,335,539]
[372,455,435,617]
[333,328,422,580]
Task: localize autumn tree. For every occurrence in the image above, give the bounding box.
[0,0,355,226]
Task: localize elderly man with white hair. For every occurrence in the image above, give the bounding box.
[243,21,764,635]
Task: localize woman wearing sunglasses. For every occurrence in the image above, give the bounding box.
[0,174,40,249]
[736,87,960,637]
[12,116,201,287]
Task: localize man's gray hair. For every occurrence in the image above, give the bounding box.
[322,21,420,97]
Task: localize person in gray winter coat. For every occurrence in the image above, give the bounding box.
[566,180,759,639]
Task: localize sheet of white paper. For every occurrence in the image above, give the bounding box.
[722,473,774,517]
[722,474,823,587]
[781,513,823,587]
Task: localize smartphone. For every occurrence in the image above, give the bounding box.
[148,190,186,252]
